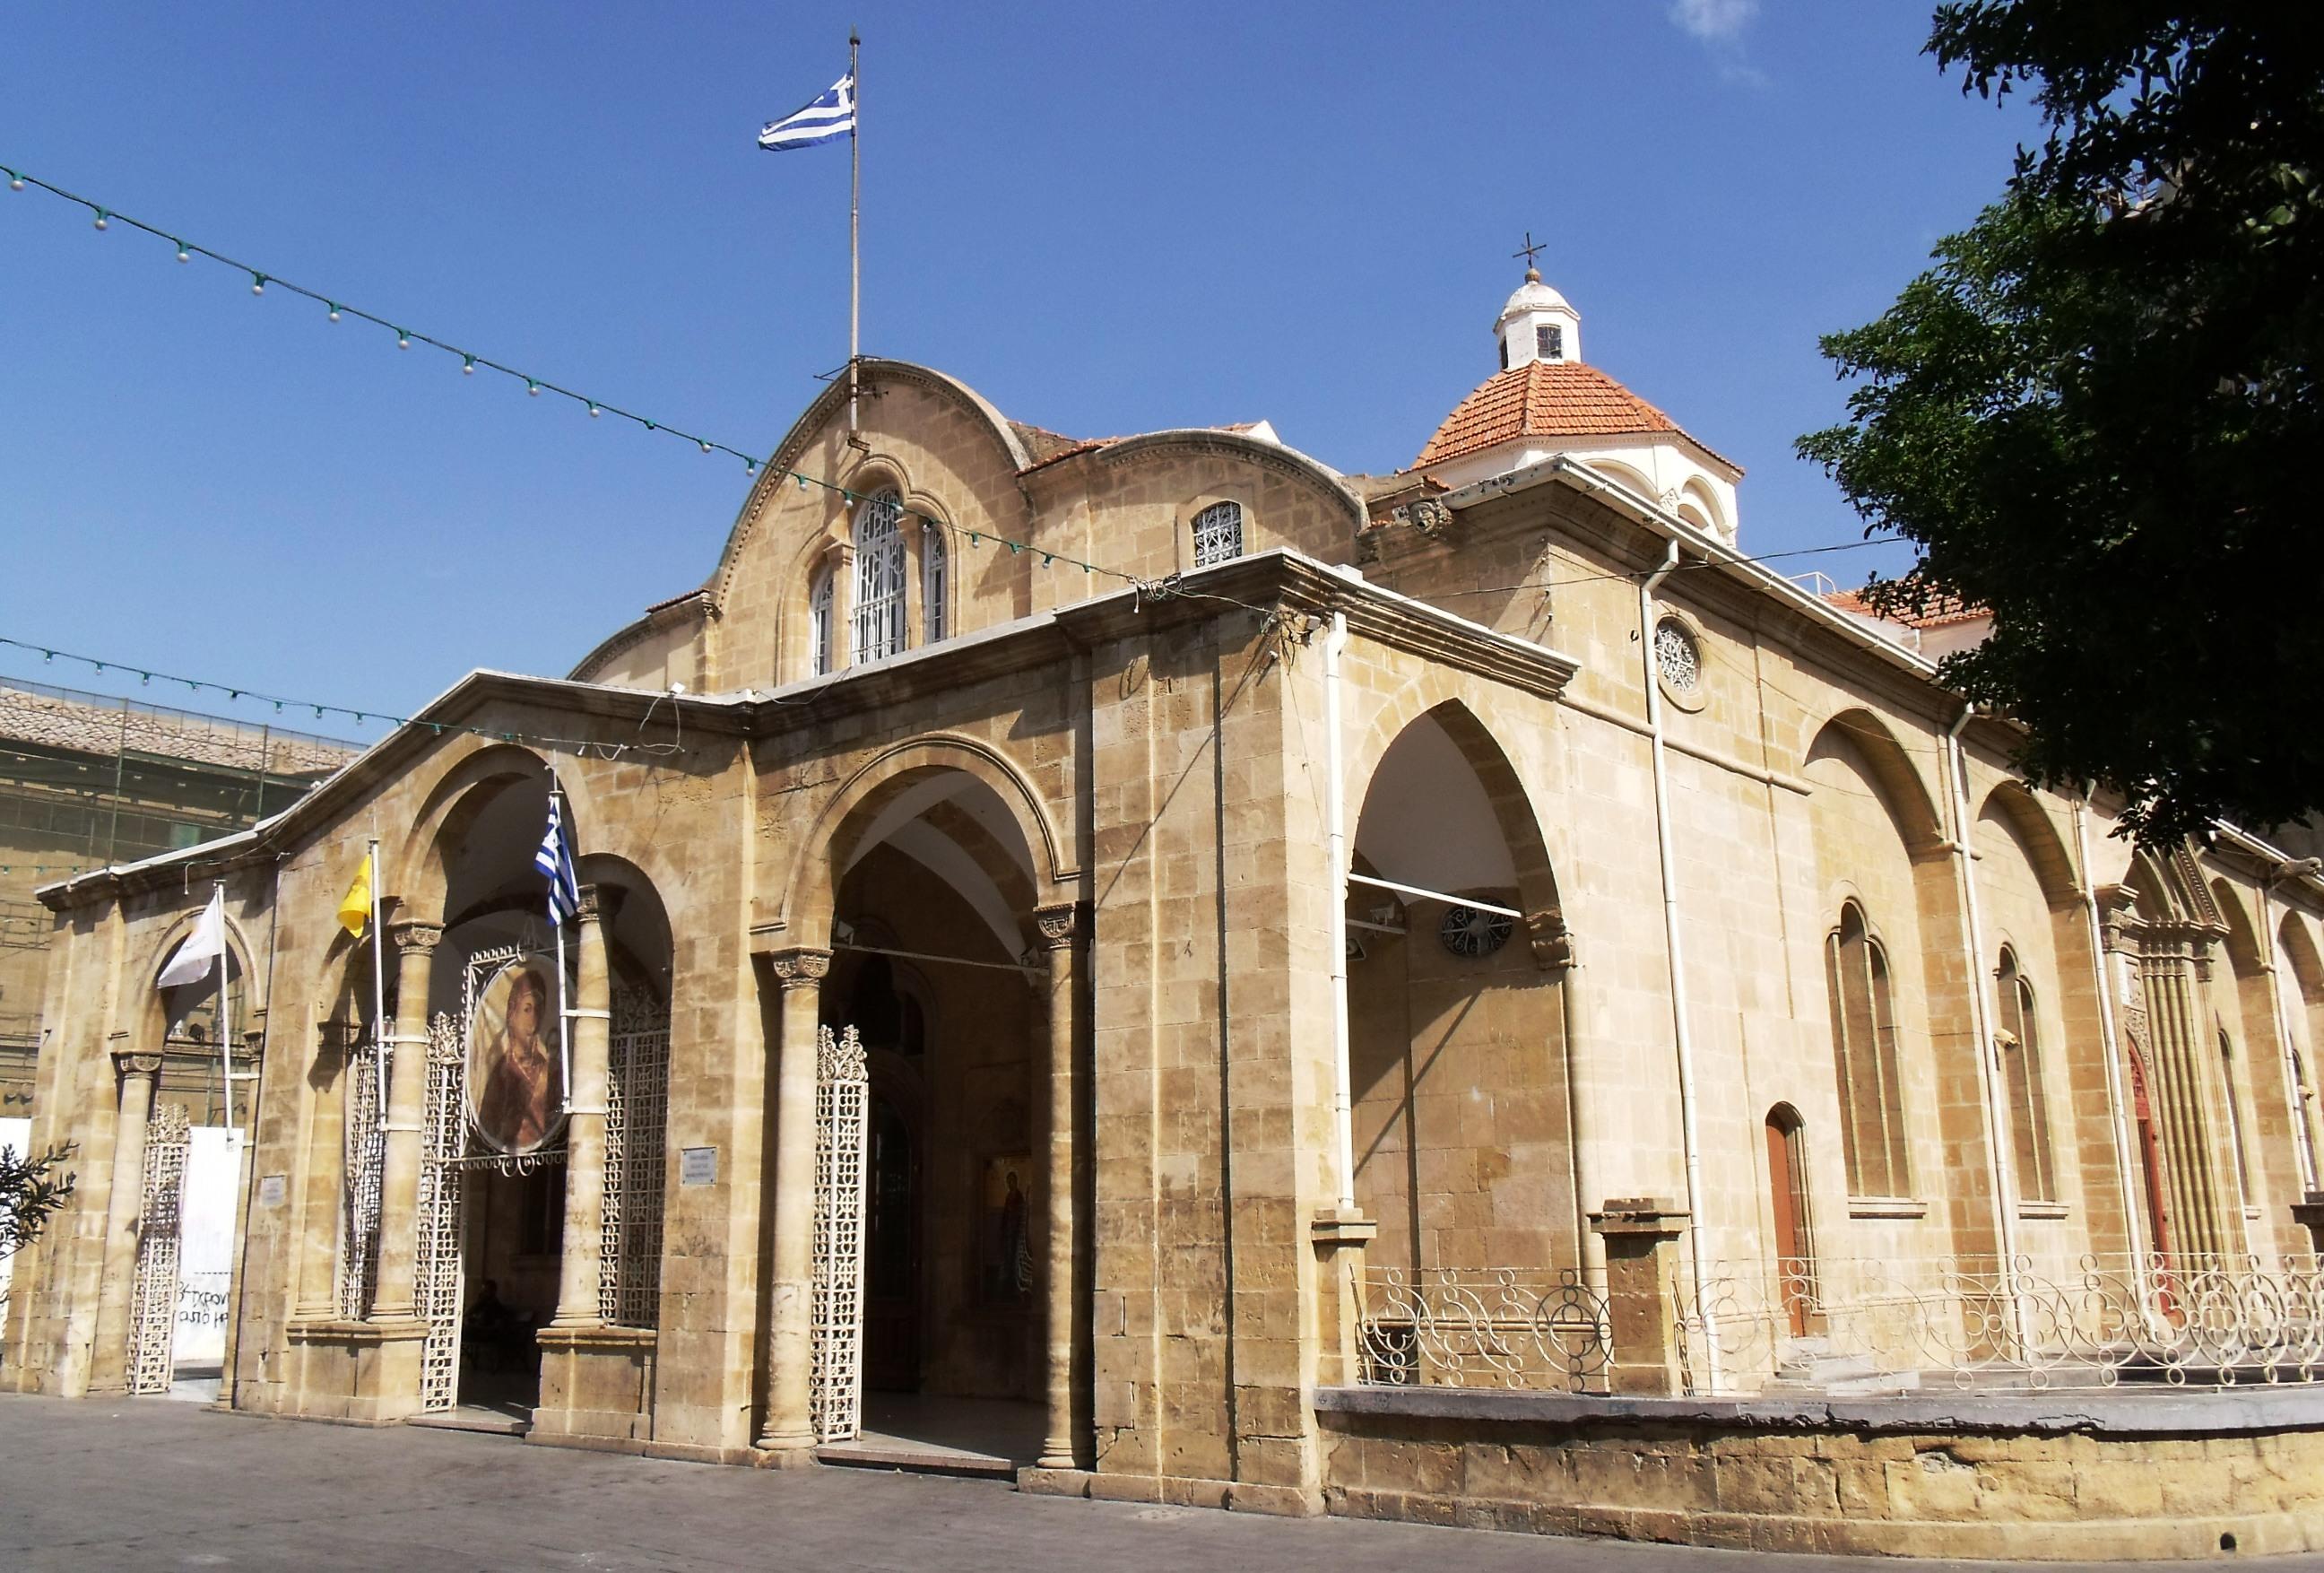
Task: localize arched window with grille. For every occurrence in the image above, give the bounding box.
[809,568,834,677]
[1995,948,2057,1203]
[2218,1027,2253,1203]
[1825,902,1909,1195]
[853,490,907,663]
[1190,500,1244,569]
[921,521,948,645]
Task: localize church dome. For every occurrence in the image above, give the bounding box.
[1416,360,1728,471]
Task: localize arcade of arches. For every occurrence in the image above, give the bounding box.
[9,343,2324,1556]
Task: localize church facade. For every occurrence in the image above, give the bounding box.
[10,270,2324,1556]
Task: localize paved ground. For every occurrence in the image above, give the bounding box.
[0,1394,2315,1573]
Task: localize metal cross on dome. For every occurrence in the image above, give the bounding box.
[1513,231,1547,271]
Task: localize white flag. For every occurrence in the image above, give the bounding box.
[157,887,226,990]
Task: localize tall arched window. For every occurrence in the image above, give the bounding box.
[2218,1028,2253,1202]
[1995,948,2057,1203]
[1190,500,1244,569]
[809,568,834,677]
[2294,1049,2322,1192]
[853,490,907,663]
[921,521,948,645]
[1825,902,1908,1195]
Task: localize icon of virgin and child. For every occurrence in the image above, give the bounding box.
[467,962,564,1155]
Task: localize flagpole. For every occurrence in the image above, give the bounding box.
[551,777,573,1115]
[369,836,387,1127]
[847,26,861,432]
[213,879,232,1134]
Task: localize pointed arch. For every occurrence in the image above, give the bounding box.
[1978,782,2082,908]
[774,732,1071,944]
[1803,708,1945,858]
[1346,687,1563,930]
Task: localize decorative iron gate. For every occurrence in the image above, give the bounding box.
[126,1102,191,1395]
[602,985,670,1327]
[338,1038,384,1319]
[810,1024,870,1443]
[414,1011,468,1413]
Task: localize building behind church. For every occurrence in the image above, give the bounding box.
[8,268,2324,1559]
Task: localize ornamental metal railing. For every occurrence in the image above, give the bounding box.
[1677,1253,2324,1395]
[1357,1265,1611,1392]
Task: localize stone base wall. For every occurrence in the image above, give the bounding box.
[1317,1387,2324,1560]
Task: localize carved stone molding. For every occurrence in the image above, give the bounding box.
[1032,902,1085,952]
[112,1050,164,1079]
[574,883,603,926]
[769,947,832,990]
[1525,910,1575,972]
[389,920,445,957]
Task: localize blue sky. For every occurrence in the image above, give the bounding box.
[0,1,2040,738]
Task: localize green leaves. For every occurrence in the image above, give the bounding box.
[1802,4,2324,841]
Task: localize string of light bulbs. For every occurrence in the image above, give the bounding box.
[1,636,689,759]
[0,161,1146,586]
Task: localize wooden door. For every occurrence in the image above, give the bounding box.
[862,1095,920,1391]
[1765,1110,1811,1337]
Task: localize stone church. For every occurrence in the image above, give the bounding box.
[10,266,2324,1558]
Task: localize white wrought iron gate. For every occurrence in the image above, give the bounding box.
[810,1024,870,1443]
[126,1103,191,1395]
[414,1012,467,1413]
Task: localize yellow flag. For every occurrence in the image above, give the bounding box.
[336,851,374,938]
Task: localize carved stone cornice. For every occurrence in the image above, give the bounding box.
[389,919,444,957]
[1032,902,1086,952]
[768,947,831,990]
[2096,884,2138,952]
[112,1050,164,1079]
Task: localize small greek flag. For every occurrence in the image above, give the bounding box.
[534,792,581,926]
[759,74,855,151]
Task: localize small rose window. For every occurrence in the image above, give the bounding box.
[1654,618,1701,693]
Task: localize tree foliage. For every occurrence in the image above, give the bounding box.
[1799,3,2324,842]
[0,1142,76,1266]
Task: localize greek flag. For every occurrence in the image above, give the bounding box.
[759,74,854,151]
[534,792,581,926]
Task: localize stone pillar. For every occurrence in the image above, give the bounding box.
[551,886,612,1328]
[1590,1199,1689,1395]
[369,919,441,1323]
[755,946,828,1456]
[1033,903,1086,1470]
[86,1049,164,1395]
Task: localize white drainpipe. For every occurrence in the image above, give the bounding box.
[2074,795,2148,1264]
[1944,708,2023,1301]
[1325,609,1357,1211]
[1638,537,1716,1391]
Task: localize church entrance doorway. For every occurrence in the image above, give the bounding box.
[1765,1105,1814,1338]
[863,1091,920,1393]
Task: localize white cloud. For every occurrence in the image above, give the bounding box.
[1669,0,1758,44]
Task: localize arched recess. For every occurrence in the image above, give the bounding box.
[142,908,261,1128]
[1343,691,1563,933]
[575,851,674,1331]
[2276,913,2324,1195]
[1802,709,1981,1251]
[1344,701,1572,1279]
[796,743,1058,1404]
[392,743,577,929]
[775,733,1070,945]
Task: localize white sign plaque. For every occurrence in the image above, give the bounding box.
[680,1146,717,1186]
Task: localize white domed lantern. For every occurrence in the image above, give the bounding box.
[1496,268,1582,370]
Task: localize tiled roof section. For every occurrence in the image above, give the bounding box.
[1414,361,1742,474]
[1823,588,1990,630]
[0,684,360,777]
[1009,422,1089,466]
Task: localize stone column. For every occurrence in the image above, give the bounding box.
[369,919,441,1323]
[86,1049,164,1395]
[1034,902,1084,1472]
[551,886,613,1328]
[1590,1199,1689,1395]
[755,946,828,1455]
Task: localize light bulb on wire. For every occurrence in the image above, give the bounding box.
[396,331,411,350]
[92,211,108,231]
[5,172,22,192]
[175,241,191,264]
[250,274,266,296]
[327,303,342,323]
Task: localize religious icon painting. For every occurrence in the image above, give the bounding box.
[465,956,568,1156]
[979,1154,1034,1303]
